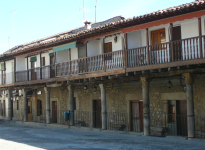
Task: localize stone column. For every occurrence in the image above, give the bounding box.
[140,77,150,136]
[99,84,107,130]
[0,91,2,116]
[22,89,28,122]
[7,89,12,120]
[44,87,51,124]
[68,85,75,126]
[183,73,195,139]
[163,100,169,127]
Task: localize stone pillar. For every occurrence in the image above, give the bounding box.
[99,84,107,130]
[68,85,75,126]
[7,89,12,120]
[183,73,195,139]
[22,89,28,121]
[44,87,51,124]
[0,92,2,116]
[140,77,150,136]
[163,100,169,127]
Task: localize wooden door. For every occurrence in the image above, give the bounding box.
[50,55,55,78]
[104,42,112,60]
[27,98,32,121]
[131,101,143,132]
[52,101,57,123]
[93,100,102,128]
[31,62,36,80]
[173,26,182,61]
[3,100,5,117]
[176,100,187,136]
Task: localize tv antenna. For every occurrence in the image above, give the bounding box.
[95,0,97,22]
[10,8,18,46]
[80,0,88,22]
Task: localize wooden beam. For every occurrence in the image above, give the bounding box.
[198,17,202,58]
[146,28,150,65]
[170,23,174,62]
[14,58,16,83]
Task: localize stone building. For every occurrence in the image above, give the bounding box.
[1,0,205,139]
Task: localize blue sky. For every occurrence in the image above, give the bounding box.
[0,0,193,54]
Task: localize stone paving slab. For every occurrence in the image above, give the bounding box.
[0,122,205,150]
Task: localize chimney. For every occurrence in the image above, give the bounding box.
[84,21,92,30]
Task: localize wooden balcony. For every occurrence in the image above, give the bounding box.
[1,35,205,86]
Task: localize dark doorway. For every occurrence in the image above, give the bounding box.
[50,55,55,78]
[93,100,102,128]
[3,100,5,117]
[52,101,57,123]
[172,26,182,61]
[176,100,187,136]
[27,98,32,121]
[131,101,143,132]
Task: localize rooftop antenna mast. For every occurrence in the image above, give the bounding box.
[80,0,88,22]
[10,8,18,46]
[95,0,97,22]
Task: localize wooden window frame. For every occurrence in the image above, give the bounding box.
[151,28,166,51]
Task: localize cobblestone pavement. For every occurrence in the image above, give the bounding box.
[0,122,205,150]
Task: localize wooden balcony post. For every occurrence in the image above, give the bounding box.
[103,38,106,71]
[40,52,42,79]
[198,17,203,58]
[146,28,150,65]
[170,23,174,62]
[124,33,128,68]
[69,48,71,75]
[14,58,16,83]
[27,56,29,81]
[85,41,88,73]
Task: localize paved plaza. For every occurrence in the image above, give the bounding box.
[0,122,205,150]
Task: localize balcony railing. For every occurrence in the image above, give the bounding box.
[1,35,205,85]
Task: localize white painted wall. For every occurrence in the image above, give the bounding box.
[127,31,141,49]
[87,39,101,57]
[56,49,69,63]
[5,60,14,73]
[181,19,198,39]
[71,47,78,60]
[16,56,26,71]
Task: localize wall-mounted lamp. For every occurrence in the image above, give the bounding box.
[93,86,97,92]
[114,36,117,43]
[167,81,172,88]
[84,85,87,90]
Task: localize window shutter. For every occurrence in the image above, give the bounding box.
[30,56,37,62]
[1,63,5,71]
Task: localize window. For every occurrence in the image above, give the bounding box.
[37,99,42,116]
[151,28,166,50]
[104,42,112,60]
[17,100,19,110]
[42,57,45,66]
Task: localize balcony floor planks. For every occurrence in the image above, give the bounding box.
[126,58,205,72]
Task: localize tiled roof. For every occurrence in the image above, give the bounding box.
[1,0,205,58]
